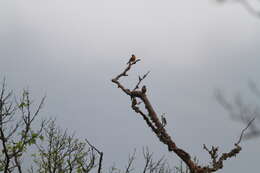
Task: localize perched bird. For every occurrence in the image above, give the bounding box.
[161,113,167,127]
[141,85,147,94]
[127,54,136,64]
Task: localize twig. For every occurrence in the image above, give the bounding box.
[133,71,150,91]
[125,150,136,173]
[85,139,103,173]
[236,116,256,145]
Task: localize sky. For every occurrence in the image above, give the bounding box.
[0,0,260,172]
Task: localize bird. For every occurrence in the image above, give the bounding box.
[161,113,167,127]
[127,54,136,64]
[141,85,147,94]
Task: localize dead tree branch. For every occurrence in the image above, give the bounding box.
[111,55,253,173]
[236,116,256,144]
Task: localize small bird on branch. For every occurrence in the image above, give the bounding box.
[127,54,136,64]
[161,113,167,127]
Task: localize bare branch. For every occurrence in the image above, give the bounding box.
[112,56,198,172]
[85,138,103,173]
[236,116,256,145]
[112,56,251,173]
[125,149,136,173]
[133,71,150,91]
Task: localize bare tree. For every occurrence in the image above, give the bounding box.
[111,55,253,173]
[142,147,173,173]
[108,147,180,173]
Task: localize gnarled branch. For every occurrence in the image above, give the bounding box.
[111,55,254,173]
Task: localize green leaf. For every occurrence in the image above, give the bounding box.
[28,138,36,145]
[31,133,38,138]
[19,102,26,108]
[39,135,44,141]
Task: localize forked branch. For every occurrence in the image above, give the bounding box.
[111,55,254,173]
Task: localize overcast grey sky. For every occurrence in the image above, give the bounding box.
[1,0,260,172]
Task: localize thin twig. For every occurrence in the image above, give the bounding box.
[133,71,150,91]
[85,139,103,173]
[236,116,256,145]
